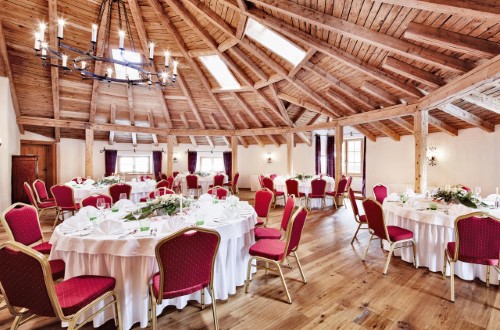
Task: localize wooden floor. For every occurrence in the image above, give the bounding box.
[1,190,499,329]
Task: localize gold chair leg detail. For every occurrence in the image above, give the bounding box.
[442,252,448,280]
[209,287,219,330]
[272,261,292,304]
[150,286,158,330]
[351,223,362,244]
[412,240,418,268]
[383,243,395,275]
[450,261,455,302]
[486,266,491,288]
[294,252,307,284]
[201,288,205,309]
[244,257,254,293]
[362,234,373,261]
[11,315,23,330]
[265,262,269,275]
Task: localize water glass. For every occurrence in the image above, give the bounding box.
[195,213,205,226]
[96,198,105,211]
[119,193,128,200]
[132,207,142,221]
[87,209,98,226]
[139,218,151,232]
[429,202,437,211]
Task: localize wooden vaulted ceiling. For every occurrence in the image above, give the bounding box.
[1,0,499,146]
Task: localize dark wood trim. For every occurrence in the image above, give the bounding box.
[20,140,58,185]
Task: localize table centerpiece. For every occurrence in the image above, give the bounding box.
[432,186,485,208]
[124,194,190,220]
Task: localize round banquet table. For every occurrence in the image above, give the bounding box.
[49,202,256,330]
[273,176,336,208]
[68,181,156,204]
[383,200,500,284]
[175,174,228,196]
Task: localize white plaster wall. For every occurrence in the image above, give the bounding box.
[0,78,21,210]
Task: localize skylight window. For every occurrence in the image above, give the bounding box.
[111,49,141,80]
[244,18,306,66]
[199,55,241,90]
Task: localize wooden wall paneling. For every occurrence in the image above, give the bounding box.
[12,155,38,204]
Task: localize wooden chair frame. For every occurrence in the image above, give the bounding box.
[32,179,52,204]
[51,185,79,229]
[23,182,57,221]
[347,189,369,244]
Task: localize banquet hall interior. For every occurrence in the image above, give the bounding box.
[0,0,499,329]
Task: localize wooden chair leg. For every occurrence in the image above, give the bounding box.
[244,257,254,293]
[450,261,455,302]
[362,234,374,261]
[209,287,219,330]
[412,240,418,268]
[113,292,123,330]
[52,209,61,229]
[272,260,292,304]
[351,223,362,244]
[486,266,491,288]
[293,251,307,284]
[383,243,395,275]
[150,287,158,329]
[443,252,448,280]
[201,288,205,309]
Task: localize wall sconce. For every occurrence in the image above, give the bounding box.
[265,152,273,164]
[173,153,178,163]
[427,146,437,166]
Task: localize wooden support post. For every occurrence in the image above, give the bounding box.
[414,110,428,194]
[287,132,294,176]
[167,135,174,177]
[231,136,238,179]
[335,127,343,187]
[85,129,94,178]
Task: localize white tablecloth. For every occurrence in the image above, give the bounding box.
[273,176,336,208]
[175,174,228,196]
[69,181,156,204]
[383,200,500,284]
[49,201,256,330]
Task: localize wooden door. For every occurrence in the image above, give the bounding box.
[20,140,57,188]
[21,144,48,183]
[12,155,38,204]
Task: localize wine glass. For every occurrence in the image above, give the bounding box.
[475,186,481,199]
[77,177,82,185]
[119,193,128,200]
[96,198,105,211]
[132,207,142,222]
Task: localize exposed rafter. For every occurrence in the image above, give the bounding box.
[382,57,446,89]
[462,92,500,115]
[147,109,159,146]
[127,86,137,147]
[179,112,198,147]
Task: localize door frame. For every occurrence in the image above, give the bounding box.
[20,140,58,186]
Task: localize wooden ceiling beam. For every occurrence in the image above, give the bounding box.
[404,22,500,58]
[352,125,377,142]
[208,114,231,147]
[48,0,60,141]
[247,0,472,73]
[361,82,401,105]
[109,104,116,145]
[372,0,500,21]
[180,112,198,147]
[236,112,264,147]
[427,114,458,136]
[287,49,315,78]
[382,57,446,89]
[228,46,268,81]
[218,38,239,52]
[0,17,24,133]
[127,87,137,147]
[278,93,332,117]
[147,109,159,146]
[390,117,414,134]
[437,103,494,133]
[254,74,285,89]
[293,107,307,124]
[462,92,500,115]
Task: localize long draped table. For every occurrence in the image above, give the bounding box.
[68,181,156,203]
[383,200,500,284]
[49,201,256,330]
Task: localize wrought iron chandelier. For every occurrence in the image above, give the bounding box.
[33,0,177,87]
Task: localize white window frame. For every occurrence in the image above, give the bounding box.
[343,138,364,177]
[117,155,151,174]
[199,55,241,90]
[198,156,225,173]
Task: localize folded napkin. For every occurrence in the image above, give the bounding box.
[448,203,472,215]
[220,207,239,221]
[93,219,125,235]
[406,198,421,208]
[386,193,400,202]
[226,195,239,205]
[59,213,91,231]
[83,179,95,186]
[158,217,189,233]
[114,199,134,209]
[198,194,213,202]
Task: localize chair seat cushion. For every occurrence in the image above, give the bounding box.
[56,276,116,316]
[151,272,208,299]
[224,182,232,186]
[39,201,56,208]
[249,239,286,261]
[256,219,265,226]
[289,192,306,198]
[42,198,55,202]
[274,191,285,196]
[325,191,341,196]
[307,193,325,198]
[49,259,66,280]
[187,185,202,189]
[32,241,52,254]
[446,242,499,266]
[359,215,367,223]
[139,197,147,202]
[387,226,414,242]
[254,227,281,240]
[60,204,81,211]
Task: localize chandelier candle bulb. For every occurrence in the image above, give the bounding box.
[61,54,68,67]
[148,42,154,60]
[107,67,113,78]
[162,72,167,84]
[34,32,41,50]
[118,30,125,49]
[173,60,178,75]
[57,19,64,39]
[39,23,46,42]
[164,51,170,67]
[91,24,98,43]
[41,43,47,58]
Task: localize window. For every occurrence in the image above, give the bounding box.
[111,49,141,80]
[199,157,224,172]
[117,156,151,174]
[343,139,363,176]
[320,155,327,175]
[244,18,306,66]
[199,55,241,90]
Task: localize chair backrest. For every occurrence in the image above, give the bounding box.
[270,174,277,180]
[362,198,389,241]
[148,187,174,199]
[254,188,274,218]
[262,177,275,192]
[173,171,179,178]
[154,228,220,303]
[156,180,169,189]
[207,186,229,199]
[258,175,265,188]
[285,179,300,197]
[345,176,353,192]
[71,177,87,183]
[33,179,50,202]
[140,175,152,181]
[0,203,43,246]
[160,173,168,180]
[23,182,39,208]
[232,172,240,186]
[283,207,308,257]
[166,176,174,189]
[186,175,199,189]
[108,183,132,204]
[213,174,225,187]
[0,242,59,317]
[81,194,112,208]
[372,184,388,204]
[311,179,326,196]
[348,188,361,219]
[452,212,500,262]
[51,184,77,209]
[280,196,295,232]
[336,178,347,194]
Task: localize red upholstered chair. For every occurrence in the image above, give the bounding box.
[51,184,80,229]
[80,194,112,208]
[255,196,295,240]
[307,179,327,210]
[1,203,54,255]
[347,188,369,244]
[270,174,277,180]
[71,177,87,184]
[207,186,229,200]
[150,228,220,330]
[166,176,174,189]
[258,175,265,189]
[172,171,179,178]
[186,175,202,197]
[108,183,132,204]
[344,176,353,202]
[32,179,54,203]
[245,207,308,304]
[139,188,174,202]
[23,182,56,218]
[262,177,285,208]
[160,173,168,180]
[0,241,121,330]
[209,174,225,189]
[443,212,500,302]
[326,177,348,208]
[140,175,152,181]
[361,198,417,275]
[285,179,306,207]
[224,172,240,194]
[254,188,274,227]
[156,179,170,189]
[372,184,388,204]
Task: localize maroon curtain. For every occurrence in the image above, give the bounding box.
[152,151,162,180]
[223,151,232,179]
[187,151,197,174]
[104,150,117,176]
[362,137,367,197]
[315,135,321,175]
[326,135,335,177]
